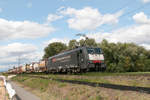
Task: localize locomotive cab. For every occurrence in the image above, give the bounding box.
[86,47,106,71]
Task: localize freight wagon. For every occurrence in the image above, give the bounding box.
[38,60,47,72]
[26,64,34,73]
[21,65,26,73]
[33,62,39,72]
[46,46,106,73]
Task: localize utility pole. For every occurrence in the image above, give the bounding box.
[18,55,21,67]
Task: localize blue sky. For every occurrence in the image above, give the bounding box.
[0,0,150,72]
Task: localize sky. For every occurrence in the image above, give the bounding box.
[0,0,150,72]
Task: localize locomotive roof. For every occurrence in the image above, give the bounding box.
[48,46,86,59]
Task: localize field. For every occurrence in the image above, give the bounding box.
[11,72,150,100]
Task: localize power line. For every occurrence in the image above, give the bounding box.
[121,3,149,17]
[108,0,135,13]
[104,3,150,32]
[18,55,21,67]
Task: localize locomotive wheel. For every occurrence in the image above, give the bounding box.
[67,69,72,74]
[77,68,81,73]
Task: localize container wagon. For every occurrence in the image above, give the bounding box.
[38,60,47,72]
[33,62,39,72]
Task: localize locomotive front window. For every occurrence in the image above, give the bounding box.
[87,48,94,54]
[94,48,101,54]
[87,48,101,54]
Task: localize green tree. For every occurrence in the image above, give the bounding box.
[79,38,97,47]
[43,42,67,58]
[99,39,150,72]
[68,39,78,49]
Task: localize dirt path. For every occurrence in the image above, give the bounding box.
[10,81,41,100]
[0,78,8,100]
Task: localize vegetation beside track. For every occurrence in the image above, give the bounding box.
[12,75,104,100]
[11,72,150,100]
[17,72,150,87]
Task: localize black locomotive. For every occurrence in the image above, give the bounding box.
[46,46,106,73]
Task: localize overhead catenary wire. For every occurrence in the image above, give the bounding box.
[107,0,135,13]
[104,2,150,33]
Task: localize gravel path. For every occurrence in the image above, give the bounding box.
[10,81,41,100]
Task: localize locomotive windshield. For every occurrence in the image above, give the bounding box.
[87,48,101,54]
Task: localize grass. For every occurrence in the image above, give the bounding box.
[15,72,150,88]
[12,76,56,92]
[11,72,150,100]
[58,83,67,88]
[80,72,150,76]
[12,75,106,100]
[1,73,9,77]
[21,72,150,78]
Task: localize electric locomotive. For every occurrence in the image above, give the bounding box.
[46,46,106,73]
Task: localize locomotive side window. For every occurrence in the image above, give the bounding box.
[80,49,82,53]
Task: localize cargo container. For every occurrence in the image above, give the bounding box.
[21,65,26,73]
[39,60,47,72]
[33,63,39,72]
[26,64,33,73]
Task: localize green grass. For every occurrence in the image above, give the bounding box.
[21,71,150,77]
[12,75,56,92]
[13,72,150,89]
[2,73,9,77]
[11,72,150,100]
[48,72,150,85]
[80,72,150,76]
[58,82,67,88]
[95,95,103,100]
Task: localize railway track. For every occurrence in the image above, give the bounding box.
[17,74,150,94]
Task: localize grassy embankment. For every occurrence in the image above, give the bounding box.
[12,72,150,100]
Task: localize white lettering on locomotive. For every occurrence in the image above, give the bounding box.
[52,55,71,62]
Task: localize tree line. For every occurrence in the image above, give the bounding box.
[43,38,150,72]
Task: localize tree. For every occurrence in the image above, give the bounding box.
[68,39,78,49]
[99,39,150,72]
[79,38,97,47]
[43,42,67,59]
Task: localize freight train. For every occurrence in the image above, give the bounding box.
[7,46,106,74]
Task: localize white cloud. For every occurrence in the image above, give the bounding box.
[47,14,63,23]
[0,43,43,69]
[88,24,150,44]
[0,8,3,13]
[86,12,150,50]
[27,2,32,8]
[140,44,150,50]
[133,12,150,24]
[61,7,123,31]
[142,0,150,3]
[0,18,55,40]
[1,43,37,57]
